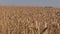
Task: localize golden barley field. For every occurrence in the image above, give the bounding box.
[0,6,60,34]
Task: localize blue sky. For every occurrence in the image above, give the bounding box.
[0,0,60,7]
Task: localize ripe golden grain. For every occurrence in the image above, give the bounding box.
[0,6,60,34]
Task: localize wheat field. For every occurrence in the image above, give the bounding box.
[0,6,60,34]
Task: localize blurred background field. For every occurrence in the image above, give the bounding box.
[0,6,60,34]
